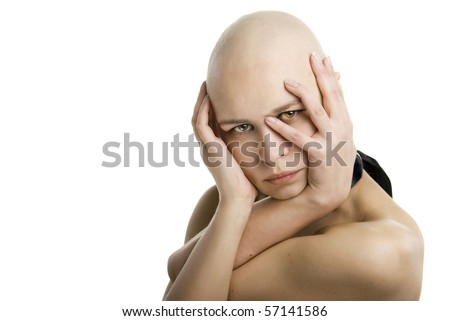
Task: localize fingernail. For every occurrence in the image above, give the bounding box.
[284,79,299,88]
[327,55,333,69]
[265,116,276,123]
[312,51,321,64]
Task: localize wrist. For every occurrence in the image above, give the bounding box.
[218,198,253,213]
[212,201,252,236]
[218,195,255,209]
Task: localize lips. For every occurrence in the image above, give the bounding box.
[265,169,301,185]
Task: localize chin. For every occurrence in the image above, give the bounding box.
[261,181,308,200]
[252,168,308,200]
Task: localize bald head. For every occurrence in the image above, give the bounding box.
[207,11,325,115]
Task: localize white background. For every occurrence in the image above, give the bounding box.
[1,0,449,320]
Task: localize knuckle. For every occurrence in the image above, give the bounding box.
[327,85,342,99]
[317,68,334,82]
[312,105,327,117]
[288,83,306,98]
[291,131,302,143]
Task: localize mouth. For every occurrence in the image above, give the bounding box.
[265,169,302,185]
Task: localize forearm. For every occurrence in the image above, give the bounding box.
[234,186,341,268]
[164,202,251,301]
[168,186,341,280]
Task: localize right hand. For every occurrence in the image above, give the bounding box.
[192,83,258,206]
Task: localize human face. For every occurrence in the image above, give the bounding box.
[210,62,320,200]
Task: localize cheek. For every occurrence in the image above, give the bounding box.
[229,140,261,168]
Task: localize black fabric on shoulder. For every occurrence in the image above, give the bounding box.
[357,150,393,197]
[351,153,364,188]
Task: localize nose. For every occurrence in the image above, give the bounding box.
[259,128,292,167]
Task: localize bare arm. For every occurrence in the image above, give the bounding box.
[228,175,424,300]
[166,182,335,285]
[164,200,252,300]
[165,175,423,300]
[164,88,258,300]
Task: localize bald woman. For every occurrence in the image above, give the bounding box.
[163,11,423,300]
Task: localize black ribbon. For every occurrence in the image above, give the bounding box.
[351,152,364,188]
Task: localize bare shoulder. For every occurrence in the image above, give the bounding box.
[229,216,423,300]
[184,185,219,242]
[321,218,423,298]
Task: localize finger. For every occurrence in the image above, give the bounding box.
[332,71,346,101]
[265,116,314,149]
[208,101,221,138]
[191,82,207,141]
[310,54,346,119]
[191,81,207,130]
[284,80,331,133]
[265,116,326,162]
[195,95,218,144]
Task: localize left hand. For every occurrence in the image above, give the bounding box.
[265,53,356,209]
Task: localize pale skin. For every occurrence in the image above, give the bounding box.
[163,11,423,300]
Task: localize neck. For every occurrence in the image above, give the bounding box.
[332,173,369,221]
[295,172,373,237]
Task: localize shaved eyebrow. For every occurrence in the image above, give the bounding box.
[218,100,303,126]
[272,100,304,114]
[218,119,250,126]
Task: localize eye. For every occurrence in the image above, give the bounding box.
[279,110,298,119]
[233,124,253,133]
[278,109,305,123]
